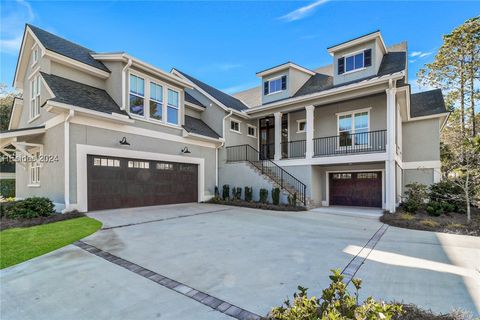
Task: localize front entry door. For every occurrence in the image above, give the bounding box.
[259,116,288,160]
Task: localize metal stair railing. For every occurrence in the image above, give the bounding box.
[226,144,307,205]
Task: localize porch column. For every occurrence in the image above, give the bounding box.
[274,112,282,161]
[305,105,315,159]
[385,87,397,213]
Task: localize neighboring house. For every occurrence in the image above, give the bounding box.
[0,26,448,213]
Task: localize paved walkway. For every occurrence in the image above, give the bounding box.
[1,203,478,319]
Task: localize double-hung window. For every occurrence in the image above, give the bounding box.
[167,89,179,125]
[338,110,369,147]
[32,48,38,65]
[264,75,287,95]
[129,74,145,116]
[230,120,240,133]
[150,82,163,121]
[30,75,40,120]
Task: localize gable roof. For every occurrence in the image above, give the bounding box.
[185,91,205,108]
[27,24,110,73]
[183,115,220,139]
[41,72,127,116]
[293,51,406,99]
[175,70,249,111]
[410,89,447,118]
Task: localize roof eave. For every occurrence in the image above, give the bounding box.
[256,62,316,77]
[327,31,388,56]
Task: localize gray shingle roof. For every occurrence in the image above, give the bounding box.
[41,72,127,116]
[176,70,248,111]
[410,89,447,118]
[183,115,220,139]
[293,51,406,99]
[27,24,109,73]
[185,91,205,108]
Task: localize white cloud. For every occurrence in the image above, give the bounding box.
[0,0,35,54]
[410,50,433,58]
[279,0,330,22]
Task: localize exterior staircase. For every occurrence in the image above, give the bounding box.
[226,144,308,206]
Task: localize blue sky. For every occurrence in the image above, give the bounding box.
[1,0,479,94]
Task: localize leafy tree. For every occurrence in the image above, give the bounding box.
[0,84,17,131]
[417,17,479,141]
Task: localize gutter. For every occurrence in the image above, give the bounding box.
[63,110,74,213]
[121,58,133,110]
[217,110,233,186]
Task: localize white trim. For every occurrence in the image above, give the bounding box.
[327,31,388,55]
[296,119,306,133]
[92,53,192,88]
[256,62,315,77]
[27,114,40,124]
[278,151,387,166]
[185,102,205,111]
[74,144,206,212]
[230,119,241,134]
[0,172,15,180]
[70,115,219,148]
[27,66,41,80]
[408,112,450,122]
[0,127,46,139]
[336,107,371,148]
[325,169,385,209]
[403,161,441,170]
[246,124,257,138]
[246,71,405,113]
[44,50,110,79]
[264,75,286,95]
[45,101,134,124]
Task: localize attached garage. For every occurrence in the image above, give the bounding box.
[87,155,198,211]
[329,171,382,208]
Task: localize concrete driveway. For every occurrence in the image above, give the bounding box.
[1,203,479,319]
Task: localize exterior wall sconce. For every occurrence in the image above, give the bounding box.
[119,137,130,146]
[181,146,191,154]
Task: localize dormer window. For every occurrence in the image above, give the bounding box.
[338,49,372,75]
[264,75,287,95]
[32,47,39,65]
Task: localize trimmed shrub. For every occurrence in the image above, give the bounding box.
[232,187,242,201]
[268,269,402,320]
[214,186,220,198]
[288,193,297,207]
[0,179,15,198]
[259,188,268,203]
[272,188,280,205]
[426,201,455,216]
[222,184,230,200]
[430,179,466,213]
[244,186,253,202]
[5,197,55,219]
[403,183,429,213]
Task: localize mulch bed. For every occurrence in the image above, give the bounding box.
[381,207,480,237]
[207,199,307,211]
[0,212,86,231]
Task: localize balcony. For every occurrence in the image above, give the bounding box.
[272,130,387,160]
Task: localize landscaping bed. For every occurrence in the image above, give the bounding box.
[0,217,102,269]
[0,211,86,231]
[208,198,307,211]
[381,208,480,237]
[393,303,474,320]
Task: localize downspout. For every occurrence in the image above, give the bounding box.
[216,109,233,187]
[121,58,133,110]
[62,110,74,213]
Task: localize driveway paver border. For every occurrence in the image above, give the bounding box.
[73,240,261,320]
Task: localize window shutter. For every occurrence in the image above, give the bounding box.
[364,49,372,67]
[338,57,345,74]
[264,81,269,95]
[281,76,287,90]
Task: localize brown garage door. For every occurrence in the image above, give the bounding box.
[329,172,382,208]
[87,155,198,211]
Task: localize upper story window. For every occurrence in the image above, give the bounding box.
[29,149,41,186]
[167,89,179,125]
[32,47,39,65]
[230,119,241,133]
[297,119,306,133]
[30,75,40,120]
[247,124,256,137]
[337,109,369,146]
[338,49,372,74]
[150,82,163,121]
[129,74,145,116]
[264,75,287,95]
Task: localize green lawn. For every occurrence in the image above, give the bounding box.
[0,217,102,269]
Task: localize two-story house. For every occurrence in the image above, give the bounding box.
[1,26,448,213]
